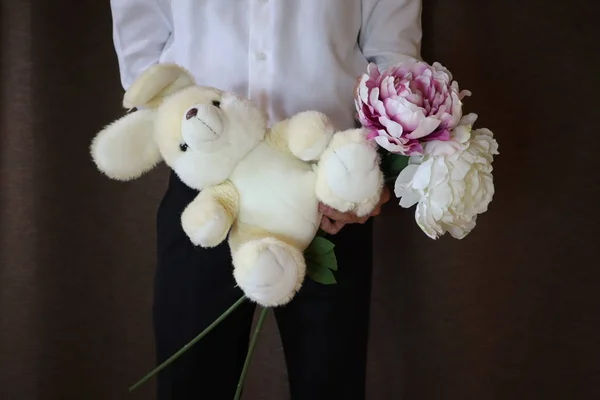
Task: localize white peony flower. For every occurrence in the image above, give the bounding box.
[394,114,499,239]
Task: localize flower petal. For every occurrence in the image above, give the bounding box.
[399,190,421,208]
[405,117,441,139]
[375,136,408,154]
[411,159,433,190]
[378,116,404,138]
[415,202,441,239]
[367,63,381,80]
[395,163,419,186]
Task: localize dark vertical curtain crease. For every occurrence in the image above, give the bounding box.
[1,1,598,399]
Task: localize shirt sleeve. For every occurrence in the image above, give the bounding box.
[359,0,423,70]
[110,0,173,90]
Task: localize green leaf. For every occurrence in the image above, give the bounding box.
[381,153,409,181]
[321,250,337,271]
[304,236,338,284]
[306,264,337,285]
[306,249,338,271]
[305,236,335,255]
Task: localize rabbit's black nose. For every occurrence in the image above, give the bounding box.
[185,108,198,120]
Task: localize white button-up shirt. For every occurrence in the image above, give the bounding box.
[110,0,422,130]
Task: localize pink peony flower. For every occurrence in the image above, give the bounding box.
[355,60,471,156]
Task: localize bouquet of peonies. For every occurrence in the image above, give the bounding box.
[128,60,499,398]
[355,60,499,239]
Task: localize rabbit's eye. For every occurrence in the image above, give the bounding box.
[179,143,188,152]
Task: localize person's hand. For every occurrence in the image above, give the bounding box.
[318,184,391,235]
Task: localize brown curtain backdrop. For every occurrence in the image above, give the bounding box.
[1,1,598,399]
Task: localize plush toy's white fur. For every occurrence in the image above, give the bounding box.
[91,63,383,307]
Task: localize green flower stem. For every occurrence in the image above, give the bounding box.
[234,307,269,400]
[129,295,247,393]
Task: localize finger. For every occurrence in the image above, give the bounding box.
[319,217,335,234]
[319,204,353,223]
[331,220,346,233]
[320,217,345,235]
[369,207,381,217]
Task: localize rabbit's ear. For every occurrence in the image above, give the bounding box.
[123,63,196,109]
[90,109,162,181]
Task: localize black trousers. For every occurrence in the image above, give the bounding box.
[154,172,373,400]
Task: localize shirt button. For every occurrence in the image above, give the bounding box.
[256,52,267,60]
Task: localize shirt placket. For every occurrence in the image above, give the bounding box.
[248,0,272,117]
